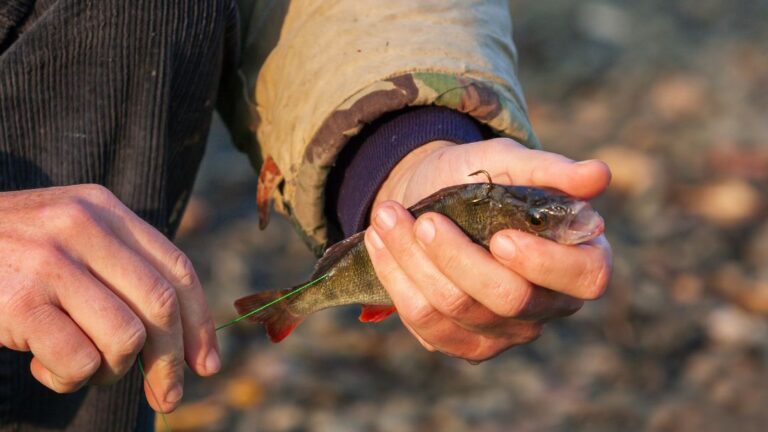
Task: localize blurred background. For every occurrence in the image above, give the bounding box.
[166,1,768,430]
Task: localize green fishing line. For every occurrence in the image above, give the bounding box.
[215,272,330,331]
[138,272,330,431]
[137,356,170,432]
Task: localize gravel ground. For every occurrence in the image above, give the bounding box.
[164,1,768,430]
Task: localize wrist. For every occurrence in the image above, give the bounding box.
[333,106,485,237]
[374,140,456,208]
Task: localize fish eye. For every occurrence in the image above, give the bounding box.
[526,209,548,231]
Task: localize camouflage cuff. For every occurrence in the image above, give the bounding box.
[258,72,540,255]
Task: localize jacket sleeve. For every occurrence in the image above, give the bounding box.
[224,0,539,255]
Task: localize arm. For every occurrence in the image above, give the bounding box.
[231,0,538,252]
[230,0,612,360]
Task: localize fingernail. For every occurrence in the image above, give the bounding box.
[165,383,183,405]
[368,229,385,250]
[205,349,221,374]
[374,206,396,231]
[494,234,516,260]
[415,218,435,245]
[575,159,594,167]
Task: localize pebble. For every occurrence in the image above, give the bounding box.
[683,178,762,226]
[162,400,226,431]
[747,221,768,268]
[593,146,661,196]
[224,376,264,410]
[672,273,704,304]
[259,404,304,431]
[713,263,768,314]
[705,306,768,347]
[649,74,709,121]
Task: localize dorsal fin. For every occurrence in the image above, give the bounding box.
[312,231,365,277]
[407,184,469,217]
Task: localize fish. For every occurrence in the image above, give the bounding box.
[234,173,605,342]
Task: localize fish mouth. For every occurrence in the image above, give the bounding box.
[560,201,605,245]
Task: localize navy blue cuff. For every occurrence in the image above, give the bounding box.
[332,106,485,237]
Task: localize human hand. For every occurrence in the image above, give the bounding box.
[0,185,219,412]
[364,138,612,362]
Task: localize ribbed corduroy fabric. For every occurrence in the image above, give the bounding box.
[0,1,238,430]
[1,1,497,430]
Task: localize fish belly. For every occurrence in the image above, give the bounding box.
[289,242,392,316]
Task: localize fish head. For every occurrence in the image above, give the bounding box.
[498,187,605,245]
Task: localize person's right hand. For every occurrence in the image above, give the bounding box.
[0,184,219,413]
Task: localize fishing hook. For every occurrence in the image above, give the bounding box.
[468,170,494,203]
[468,169,493,184]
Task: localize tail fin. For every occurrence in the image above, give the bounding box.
[234,290,304,343]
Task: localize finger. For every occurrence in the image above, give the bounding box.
[490,231,612,300]
[400,320,437,352]
[366,216,544,360]
[74,195,219,375]
[72,225,186,413]
[55,263,146,385]
[367,226,543,360]
[413,212,583,320]
[23,305,101,393]
[102,204,219,377]
[364,228,501,359]
[370,202,502,331]
[450,138,612,198]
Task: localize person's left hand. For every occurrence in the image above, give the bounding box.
[364,138,612,362]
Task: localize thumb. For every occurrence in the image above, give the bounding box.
[460,138,612,199]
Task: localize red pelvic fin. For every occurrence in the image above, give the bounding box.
[234,290,304,343]
[359,305,397,323]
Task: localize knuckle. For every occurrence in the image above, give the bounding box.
[520,323,545,343]
[25,303,57,323]
[486,137,518,151]
[148,279,179,327]
[49,377,81,394]
[169,249,198,290]
[439,291,476,319]
[48,200,114,242]
[579,260,612,300]
[66,351,102,385]
[157,353,186,375]
[35,247,73,281]
[525,254,549,282]
[463,339,504,363]
[495,283,532,318]
[4,284,49,322]
[110,320,147,358]
[465,350,498,363]
[9,308,66,357]
[59,199,96,227]
[529,163,546,185]
[78,183,114,204]
[409,302,442,328]
[439,248,464,274]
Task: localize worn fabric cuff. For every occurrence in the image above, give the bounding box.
[333,106,485,237]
